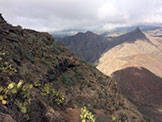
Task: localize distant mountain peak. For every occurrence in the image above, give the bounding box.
[76,31,95,36]
[76,32,83,35]
[85,31,93,34]
[135,27,141,31]
[125,27,148,41]
[134,27,143,34]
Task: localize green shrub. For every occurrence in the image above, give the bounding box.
[19,66,30,75]
[0,52,17,74]
[61,67,83,86]
[0,80,33,114]
[98,92,104,99]
[21,50,35,63]
[119,113,128,122]
[16,100,27,113]
[144,116,153,122]
[41,83,65,105]
[62,71,77,86]
[81,81,88,85]
[80,106,95,122]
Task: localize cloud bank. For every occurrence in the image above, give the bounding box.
[0,0,162,33]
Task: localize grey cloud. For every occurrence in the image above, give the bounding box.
[0,0,162,32]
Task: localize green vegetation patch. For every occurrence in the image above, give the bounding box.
[41,83,65,106]
[80,106,95,122]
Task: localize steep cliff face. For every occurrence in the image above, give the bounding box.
[0,14,144,122]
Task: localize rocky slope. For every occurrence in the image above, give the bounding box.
[0,14,145,122]
[112,67,162,122]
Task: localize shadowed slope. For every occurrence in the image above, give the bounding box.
[60,31,109,63]
[112,67,162,122]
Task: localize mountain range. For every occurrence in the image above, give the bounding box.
[98,29,162,122]
[60,27,149,64]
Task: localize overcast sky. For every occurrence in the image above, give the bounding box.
[1,0,162,33]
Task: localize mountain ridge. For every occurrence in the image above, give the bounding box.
[60,27,149,64]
